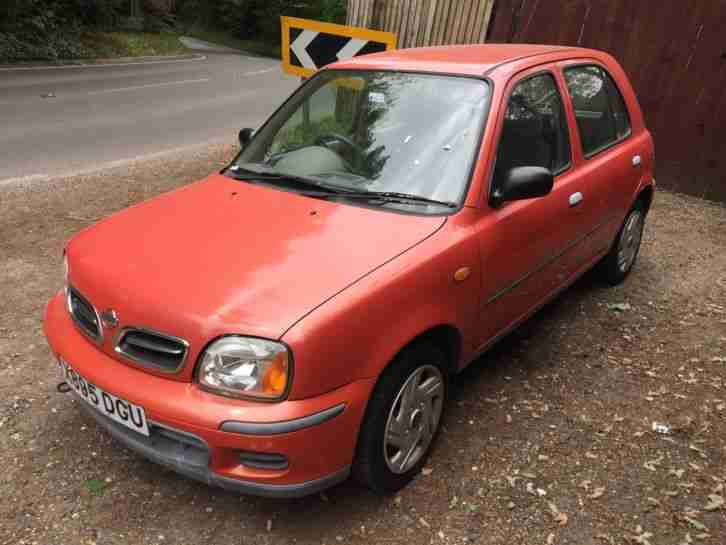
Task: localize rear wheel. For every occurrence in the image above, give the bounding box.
[353,342,447,494]
[599,203,645,285]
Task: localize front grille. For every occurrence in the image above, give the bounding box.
[115,328,189,372]
[67,287,101,342]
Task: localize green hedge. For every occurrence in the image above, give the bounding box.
[177,0,346,44]
[0,0,346,61]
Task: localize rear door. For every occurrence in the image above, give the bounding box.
[560,62,641,257]
[474,66,593,348]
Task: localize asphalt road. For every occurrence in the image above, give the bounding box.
[0,50,298,183]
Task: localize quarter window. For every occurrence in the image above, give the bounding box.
[494,73,571,185]
[564,65,631,157]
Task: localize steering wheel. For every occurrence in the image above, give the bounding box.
[315,133,367,173]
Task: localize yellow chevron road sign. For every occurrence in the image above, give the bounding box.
[281,16,397,78]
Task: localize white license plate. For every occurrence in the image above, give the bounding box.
[58,358,149,436]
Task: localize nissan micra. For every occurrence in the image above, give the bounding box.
[44,44,654,497]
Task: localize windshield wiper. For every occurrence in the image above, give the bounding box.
[330,191,458,209]
[226,164,345,194]
[226,165,456,208]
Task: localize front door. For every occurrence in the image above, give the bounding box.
[473,67,591,348]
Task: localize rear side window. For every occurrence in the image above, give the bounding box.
[494,72,571,183]
[564,65,631,157]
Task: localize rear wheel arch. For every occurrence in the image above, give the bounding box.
[636,183,654,215]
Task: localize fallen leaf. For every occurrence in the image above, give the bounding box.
[84,479,106,496]
[704,494,724,511]
[588,487,606,500]
[547,502,568,526]
[629,526,653,545]
[684,517,707,532]
[644,455,664,472]
[665,490,679,497]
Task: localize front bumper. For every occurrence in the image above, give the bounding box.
[44,292,374,497]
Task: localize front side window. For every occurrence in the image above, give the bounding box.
[493,72,571,186]
[564,65,631,157]
[233,70,491,210]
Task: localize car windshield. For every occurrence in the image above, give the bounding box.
[232,70,491,209]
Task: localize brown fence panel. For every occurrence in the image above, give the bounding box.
[489,0,726,203]
[347,0,496,49]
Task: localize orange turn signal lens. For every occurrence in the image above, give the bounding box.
[262,353,289,397]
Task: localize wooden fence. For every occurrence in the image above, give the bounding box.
[346,0,496,48]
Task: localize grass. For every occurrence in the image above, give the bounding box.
[183,27,281,58]
[78,31,189,59]
[1,28,278,64]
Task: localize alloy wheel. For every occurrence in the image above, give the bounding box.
[617,210,643,273]
[383,365,444,474]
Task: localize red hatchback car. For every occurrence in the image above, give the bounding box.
[44,44,654,497]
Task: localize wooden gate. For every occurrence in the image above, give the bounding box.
[489,0,726,202]
[346,0,496,49]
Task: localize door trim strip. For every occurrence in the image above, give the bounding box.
[483,213,615,308]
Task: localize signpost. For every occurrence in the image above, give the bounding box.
[280,16,397,79]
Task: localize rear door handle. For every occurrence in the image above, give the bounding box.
[569,192,583,207]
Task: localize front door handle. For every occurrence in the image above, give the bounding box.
[569,192,583,207]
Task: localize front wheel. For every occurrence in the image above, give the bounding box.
[353,342,447,494]
[599,203,645,285]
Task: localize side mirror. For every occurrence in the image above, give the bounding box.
[491,166,554,206]
[238,127,254,149]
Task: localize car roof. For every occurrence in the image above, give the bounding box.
[329,44,593,78]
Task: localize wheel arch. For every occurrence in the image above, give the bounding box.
[378,324,463,382]
[636,183,654,215]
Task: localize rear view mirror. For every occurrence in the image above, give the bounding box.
[491,166,554,206]
[238,127,254,149]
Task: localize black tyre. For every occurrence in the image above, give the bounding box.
[352,341,447,494]
[599,202,646,285]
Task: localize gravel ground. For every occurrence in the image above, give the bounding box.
[1,145,725,545]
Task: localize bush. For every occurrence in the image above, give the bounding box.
[176,0,346,43]
[0,0,346,61]
[0,0,94,60]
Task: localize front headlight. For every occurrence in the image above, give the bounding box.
[196,336,291,400]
